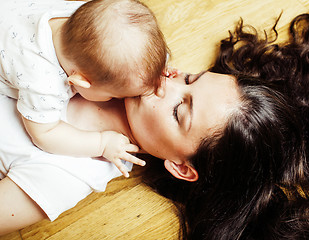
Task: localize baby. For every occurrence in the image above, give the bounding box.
[0,0,168,177]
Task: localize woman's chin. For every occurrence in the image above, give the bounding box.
[124,97,145,147]
[124,97,131,106]
[125,96,140,105]
[124,96,140,115]
[124,97,137,125]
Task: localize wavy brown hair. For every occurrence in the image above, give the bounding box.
[142,13,309,240]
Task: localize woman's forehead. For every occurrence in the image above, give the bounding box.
[168,72,240,160]
[190,72,239,131]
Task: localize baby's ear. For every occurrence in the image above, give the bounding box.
[67,73,91,88]
[164,159,198,182]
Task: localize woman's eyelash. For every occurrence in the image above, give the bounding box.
[173,101,182,123]
[185,74,190,84]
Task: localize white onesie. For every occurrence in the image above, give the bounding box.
[0,0,83,123]
[0,0,133,221]
[0,94,132,221]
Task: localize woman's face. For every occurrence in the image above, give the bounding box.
[125,71,240,162]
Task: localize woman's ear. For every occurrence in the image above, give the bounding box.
[164,159,198,182]
[67,73,91,88]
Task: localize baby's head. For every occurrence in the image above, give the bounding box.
[62,0,168,101]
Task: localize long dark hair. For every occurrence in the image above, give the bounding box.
[142,14,309,239]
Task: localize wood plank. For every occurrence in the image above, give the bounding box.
[297,0,309,9]
[144,0,307,73]
[0,232,22,240]
[44,185,179,240]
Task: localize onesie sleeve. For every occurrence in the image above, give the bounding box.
[13,49,73,124]
[17,89,68,123]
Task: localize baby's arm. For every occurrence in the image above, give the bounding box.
[22,117,104,157]
[22,117,145,177]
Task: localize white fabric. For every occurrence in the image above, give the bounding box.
[0,94,132,221]
[0,0,84,123]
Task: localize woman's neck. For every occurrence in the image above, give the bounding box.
[67,95,137,145]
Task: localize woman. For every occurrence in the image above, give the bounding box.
[0,68,240,234]
[142,14,309,239]
[0,15,308,240]
[0,65,303,237]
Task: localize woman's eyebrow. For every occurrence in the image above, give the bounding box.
[196,71,207,81]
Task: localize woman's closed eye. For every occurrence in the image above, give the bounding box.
[173,100,183,123]
[173,95,193,132]
[171,74,194,123]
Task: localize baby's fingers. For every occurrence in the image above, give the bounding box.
[125,143,139,153]
[113,159,130,178]
[122,152,146,167]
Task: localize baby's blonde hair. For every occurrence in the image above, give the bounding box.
[62,0,168,91]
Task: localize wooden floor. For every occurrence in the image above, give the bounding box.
[1,0,309,239]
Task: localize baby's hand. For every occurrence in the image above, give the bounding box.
[100,131,145,178]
